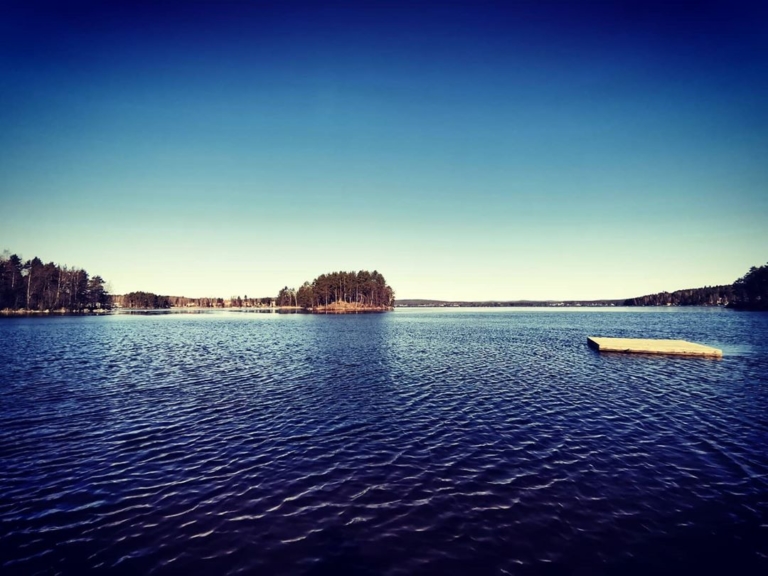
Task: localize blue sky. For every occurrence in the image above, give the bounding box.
[1,1,766,300]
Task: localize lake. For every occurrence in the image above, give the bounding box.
[1,308,767,575]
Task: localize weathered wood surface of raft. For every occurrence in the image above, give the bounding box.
[587,337,722,358]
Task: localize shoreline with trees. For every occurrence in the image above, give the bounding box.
[3,250,766,314]
[0,251,109,314]
[111,270,396,314]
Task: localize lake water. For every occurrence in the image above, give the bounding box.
[1,308,767,575]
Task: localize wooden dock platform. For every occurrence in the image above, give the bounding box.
[587,337,722,358]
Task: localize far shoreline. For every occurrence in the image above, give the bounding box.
[0,304,395,316]
[1,303,745,317]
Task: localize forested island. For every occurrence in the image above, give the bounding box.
[276,270,395,312]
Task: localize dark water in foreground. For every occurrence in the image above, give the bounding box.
[1,308,767,575]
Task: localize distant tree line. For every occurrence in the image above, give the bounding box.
[113,271,395,312]
[623,262,768,310]
[0,251,109,312]
[112,294,273,308]
[731,263,768,310]
[170,295,227,308]
[396,299,623,307]
[113,293,229,308]
[10,250,761,313]
[623,285,734,307]
[114,292,172,309]
[226,296,273,308]
[277,270,395,311]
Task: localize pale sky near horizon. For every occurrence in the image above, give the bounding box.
[1,1,766,301]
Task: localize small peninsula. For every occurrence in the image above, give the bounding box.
[0,251,109,313]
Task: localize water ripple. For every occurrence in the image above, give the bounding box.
[1,309,767,574]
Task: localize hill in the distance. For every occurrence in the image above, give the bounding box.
[397,262,768,310]
[396,299,621,308]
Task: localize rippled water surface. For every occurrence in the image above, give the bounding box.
[1,308,767,575]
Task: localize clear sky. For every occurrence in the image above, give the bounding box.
[1,1,766,301]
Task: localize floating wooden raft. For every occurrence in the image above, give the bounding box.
[587,337,722,358]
